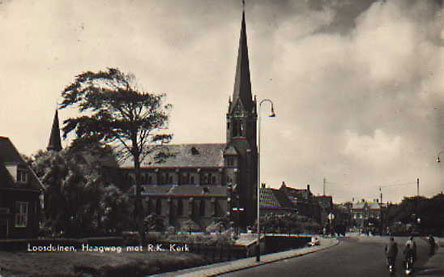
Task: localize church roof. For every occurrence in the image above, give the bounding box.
[141,184,227,197]
[47,109,62,152]
[230,10,254,114]
[120,143,226,168]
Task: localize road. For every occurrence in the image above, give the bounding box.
[221,236,432,277]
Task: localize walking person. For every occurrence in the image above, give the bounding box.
[385,237,398,273]
[428,235,436,256]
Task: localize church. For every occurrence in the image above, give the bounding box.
[118,8,259,230]
[45,7,260,232]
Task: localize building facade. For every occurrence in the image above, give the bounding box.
[117,9,258,231]
[0,137,43,238]
[351,199,382,233]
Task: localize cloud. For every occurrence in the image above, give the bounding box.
[343,129,401,165]
[0,0,442,202]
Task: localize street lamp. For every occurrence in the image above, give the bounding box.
[437,151,444,194]
[256,98,276,262]
[436,150,444,163]
[327,212,335,236]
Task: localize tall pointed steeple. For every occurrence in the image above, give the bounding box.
[230,5,254,113]
[47,109,62,152]
[224,2,258,228]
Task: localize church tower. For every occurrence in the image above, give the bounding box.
[224,6,258,227]
[47,109,62,152]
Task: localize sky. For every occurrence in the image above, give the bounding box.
[0,0,443,203]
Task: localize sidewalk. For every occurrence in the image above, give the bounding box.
[419,238,444,276]
[153,237,339,277]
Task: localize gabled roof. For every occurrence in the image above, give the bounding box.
[260,187,295,210]
[120,143,226,168]
[0,136,23,164]
[368,202,381,210]
[223,145,239,156]
[0,136,43,191]
[352,201,381,210]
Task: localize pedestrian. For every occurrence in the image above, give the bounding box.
[428,235,436,256]
[385,237,398,267]
[405,236,417,262]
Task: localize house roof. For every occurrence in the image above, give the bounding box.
[352,201,381,210]
[0,136,23,164]
[260,187,295,210]
[120,143,226,168]
[352,202,365,209]
[0,136,43,191]
[368,202,381,210]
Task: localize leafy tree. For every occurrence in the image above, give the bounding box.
[100,184,132,234]
[31,148,130,236]
[144,214,165,232]
[60,68,172,242]
[256,213,320,234]
[385,194,444,236]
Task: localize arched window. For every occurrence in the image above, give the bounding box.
[156,199,162,215]
[214,200,220,217]
[239,120,244,136]
[147,198,152,214]
[233,120,239,137]
[177,199,183,216]
[141,174,146,184]
[199,200,206,217]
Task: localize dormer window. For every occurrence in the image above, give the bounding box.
[17,168,28,184]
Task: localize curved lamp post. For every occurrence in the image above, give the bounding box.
[437,150,444,196]
[257,99,275,262]
[436,151,444,163]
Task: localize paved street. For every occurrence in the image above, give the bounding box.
[221,236,433,277]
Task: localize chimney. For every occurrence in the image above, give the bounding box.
[307,184,310,191]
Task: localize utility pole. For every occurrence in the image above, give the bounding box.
[379,186,383,235]
[379,187,383,204]
[323,178,326,196]
[417,178,419,196]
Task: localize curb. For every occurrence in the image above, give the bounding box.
[155,238,340,277]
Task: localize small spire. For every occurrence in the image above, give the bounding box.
[47,109,62,152]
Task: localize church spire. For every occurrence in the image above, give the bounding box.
[47,109,62,152]
[230,3,254,113]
